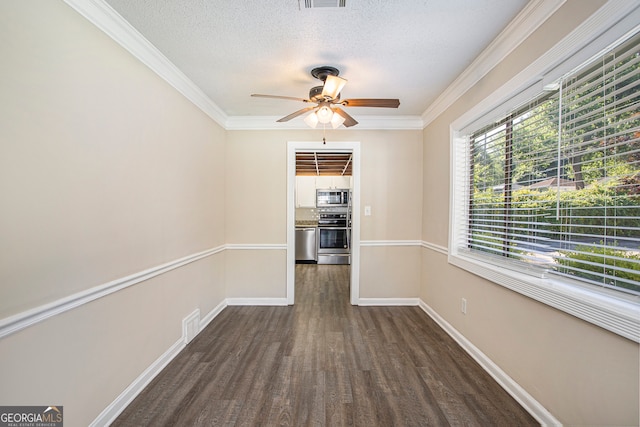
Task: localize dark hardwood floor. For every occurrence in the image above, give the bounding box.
[113,264,538,426]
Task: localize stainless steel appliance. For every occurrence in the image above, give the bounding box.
[317,207,350,264]
[295,227,317,262]
[316,189,350,207]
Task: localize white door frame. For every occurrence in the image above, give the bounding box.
[287,141,361,305]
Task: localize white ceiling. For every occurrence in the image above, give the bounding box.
[102,0,529,126]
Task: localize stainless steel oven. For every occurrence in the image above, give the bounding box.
[317,209,348,227]
[317,207,350,264]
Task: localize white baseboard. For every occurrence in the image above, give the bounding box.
[418,300,561,426]
[90,338,185,427]
[226,298,289,306]
[92,297,284,424]
[91,300,227,426]
[358,298,420,306]
[93,296,559,426]
[200,300,228,330]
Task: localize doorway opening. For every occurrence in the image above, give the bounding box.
[286,141,361,305]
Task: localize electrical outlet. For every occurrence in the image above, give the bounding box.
[461,298,467,314]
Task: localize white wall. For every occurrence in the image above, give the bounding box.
[421,0,639,425]
[0,2,226,425]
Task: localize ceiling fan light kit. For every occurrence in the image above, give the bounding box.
[251,66,400,128]
[321,75,347,100]
[302,105,345,129]
[330,111,346,128]
[303,111,319,128]
[316,105,333,123]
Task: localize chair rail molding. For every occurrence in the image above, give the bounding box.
[421,240,448,255]
[360,240,423,247]
[0,246,225,339]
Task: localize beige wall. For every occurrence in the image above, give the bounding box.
[225,250,287,299]
[359,131,423,299]
[359,131,423,241]
[226,129,423,299]
[225,132,288,244]
[0,2,424,423]
[421,0,639,425]
[4,0,637,426]
[360,246,421,299]
[225,129,422,242]
[0,2,226,426]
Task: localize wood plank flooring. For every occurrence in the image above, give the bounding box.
[112,264,538,426]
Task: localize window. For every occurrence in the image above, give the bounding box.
[450,29,640,341]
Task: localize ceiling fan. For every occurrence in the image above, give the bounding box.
[251,66,400,128]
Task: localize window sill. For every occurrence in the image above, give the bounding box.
[448,251,640,343]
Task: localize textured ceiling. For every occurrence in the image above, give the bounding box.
[104,0,528,123]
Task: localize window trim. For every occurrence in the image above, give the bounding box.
[449,1,640,342]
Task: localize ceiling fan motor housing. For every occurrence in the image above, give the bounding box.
[310,66,340,82]
[309,85,340,102]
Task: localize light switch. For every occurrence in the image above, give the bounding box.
[364,206,371,216]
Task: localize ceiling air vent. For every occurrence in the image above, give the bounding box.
[304,0,346,8]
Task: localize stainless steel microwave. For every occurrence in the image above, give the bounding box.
[316,189,350,207]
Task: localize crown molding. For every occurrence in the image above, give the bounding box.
[62,0,570,132]
[63,0,424,131]
[451,0,640,135]
[421,0,566,128]
[63,0,228,127]
[225,115,424,130]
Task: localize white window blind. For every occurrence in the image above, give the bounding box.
[463,31,640,297]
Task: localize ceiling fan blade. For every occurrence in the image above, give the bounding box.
[341,98,400,108]
[322,75,347,100]
[276,106,317,122]
[251,94,310,103]
[333,107,358,128]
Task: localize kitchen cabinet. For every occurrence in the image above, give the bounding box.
[295,176,317,208]
[316,175,352,190]
[295,176,352,208]
[336,176,352,189]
